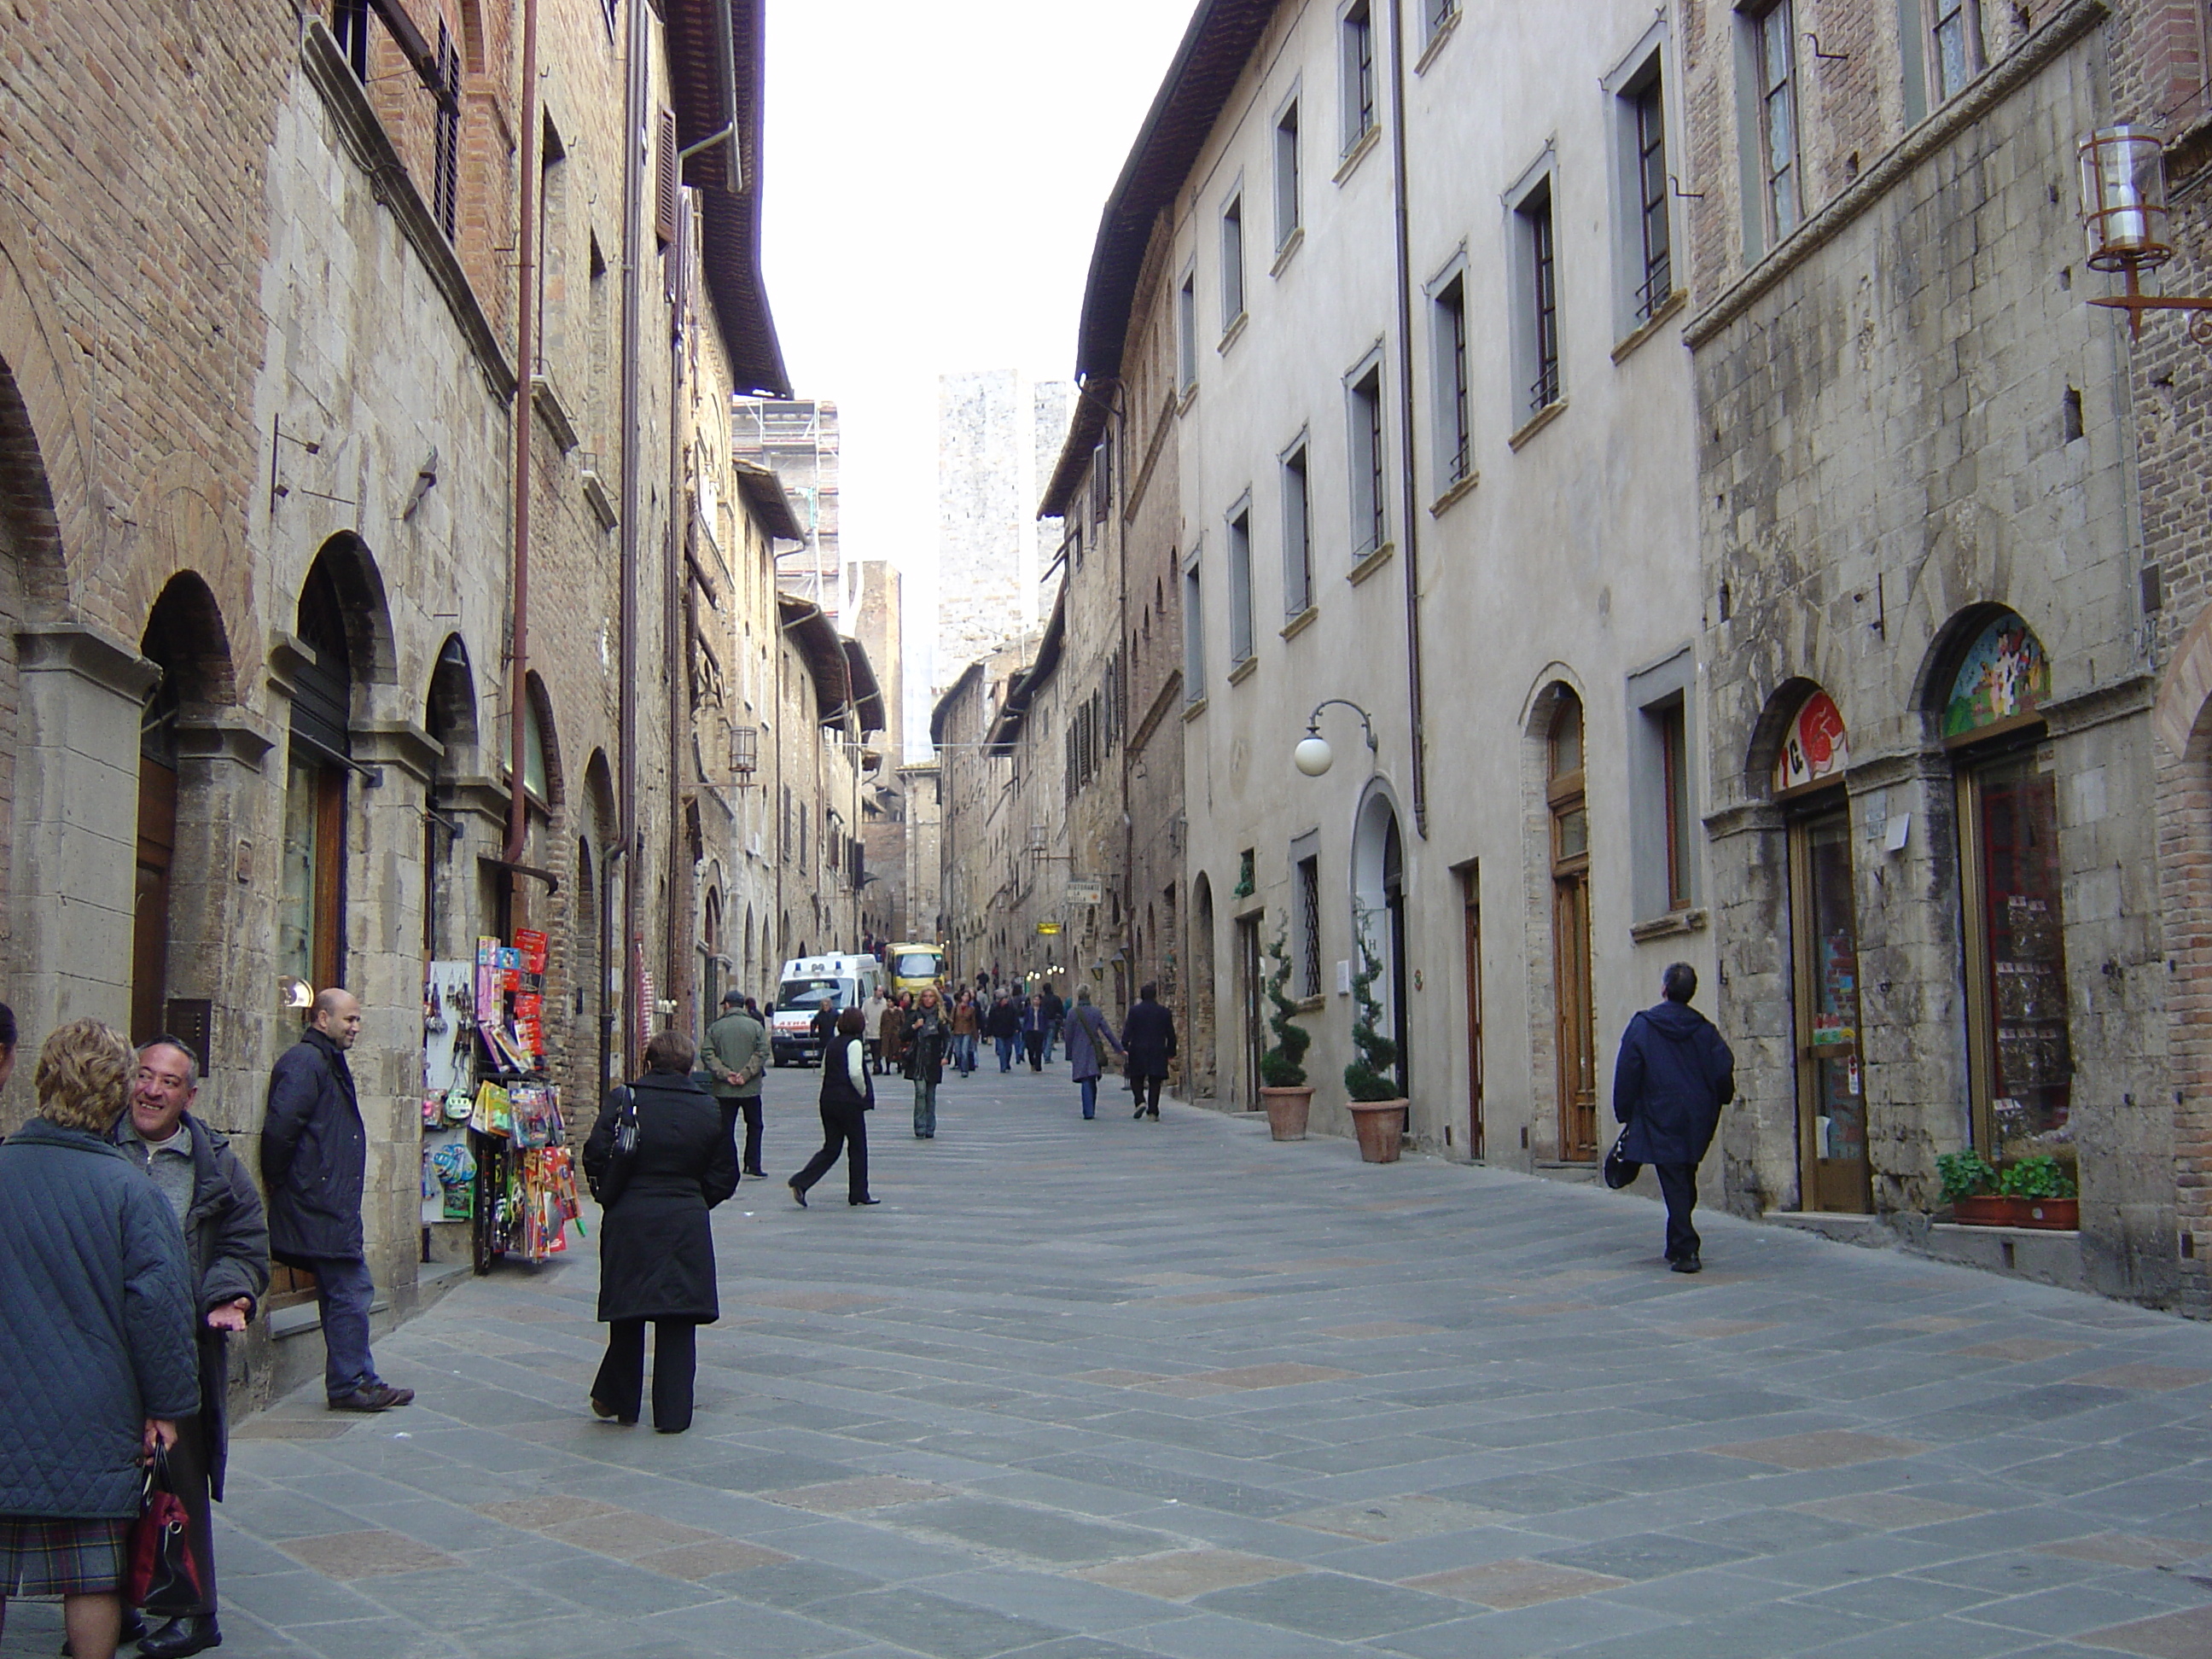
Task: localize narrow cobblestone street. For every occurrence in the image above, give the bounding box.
[16,1068,2212,1659]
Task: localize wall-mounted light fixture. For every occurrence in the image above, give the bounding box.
[2079,125,2212,341]
[1294,699,1378,777]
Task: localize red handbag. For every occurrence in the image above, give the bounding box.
[125,1447,202,1615]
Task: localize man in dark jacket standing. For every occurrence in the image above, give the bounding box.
[1612,963,1735,1274]
[1122,984,1178,1120]
[261,988,411,1411]
[699,989,769,1177]
[114,1038,270,1658]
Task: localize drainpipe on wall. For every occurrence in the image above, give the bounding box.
[1386,0,1430,840]
[504,0,541,870]
[617,0,649,1073]
[667,211,690,1022]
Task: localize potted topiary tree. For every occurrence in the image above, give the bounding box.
[1258,923,1313,1140]
[1343,935,1406,1163]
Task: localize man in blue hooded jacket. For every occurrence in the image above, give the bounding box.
[1611,963,1734,1274]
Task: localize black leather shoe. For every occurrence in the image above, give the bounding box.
[850,1196,880,1206]
[789,1181,808,1208]
[137,1615,223,1657]
[1669,1254,1703,1274]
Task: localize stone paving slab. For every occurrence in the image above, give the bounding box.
[10,1067,2212,1656]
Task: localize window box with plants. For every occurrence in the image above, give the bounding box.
[1937,1150,2079,1231]
[1258,923,1313,1140]
[1344,938,1405,1163]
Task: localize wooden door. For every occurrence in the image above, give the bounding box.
[1553,871,1597,1160]
[1237,917,1262,1111]
[1791,806,1871,1211]
[131,754,178,1044]
[1460,868,1484,1158]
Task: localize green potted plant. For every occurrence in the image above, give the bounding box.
[1343,935,1405,1163]
[1997,1153,2078,1231]
[1937,1150,2009,1225]
[1258,923,1313,1141]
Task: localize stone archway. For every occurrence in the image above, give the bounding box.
[133,572,241,1052]
[1350,784,1409,1103]
[1190,872,1216,1103]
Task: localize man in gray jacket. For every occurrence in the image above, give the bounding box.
[699,989,769,1177]
[112,1038,270,1658]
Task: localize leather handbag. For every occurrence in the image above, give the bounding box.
[125,1446,203,1615]
[590,1087,640,1206]
[1602,1129,1641,1190]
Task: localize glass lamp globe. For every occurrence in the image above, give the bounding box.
[1294,734,1333,777]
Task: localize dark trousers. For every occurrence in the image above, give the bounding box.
[1024,1032,1045,1070]
[592,1318,698,1432]
[1656,1162,1702,1261]
[1132,1074,1163,1115]
[792,1103,870,1202]
[160,1408,218,1615]
[995,1035,1016,1071]
[301,1254,377,1400]
[719,1096,765,1174]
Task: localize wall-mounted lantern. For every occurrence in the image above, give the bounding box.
[2078,125,2212,340]
[1293,699,1378,777]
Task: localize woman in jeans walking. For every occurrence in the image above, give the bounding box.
[1062,987,1124,1120]
[948,991,980,1077]
[901,988,949,1138]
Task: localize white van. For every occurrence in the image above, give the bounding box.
[770,954,881,1066]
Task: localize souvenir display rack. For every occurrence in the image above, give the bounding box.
[422,929,579,1276]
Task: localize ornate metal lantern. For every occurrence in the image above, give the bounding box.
[2076,125,2212,339]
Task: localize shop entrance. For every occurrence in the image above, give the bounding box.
[1236,914,1262,1112]
[1790,806,1870,1212]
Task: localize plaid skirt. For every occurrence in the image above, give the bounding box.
[0,1513,131,1596]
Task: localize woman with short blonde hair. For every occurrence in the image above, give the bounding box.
[0,1020,199,1659]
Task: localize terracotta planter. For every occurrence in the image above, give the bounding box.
[2018,1196,2079,1231]
[1951,1194,2030,1226]
[1260,1086,1313,1141]
[1348,1099,1407,1163]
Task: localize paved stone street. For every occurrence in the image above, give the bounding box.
[15,1067,2212,1659]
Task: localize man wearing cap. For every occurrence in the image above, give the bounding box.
[700,989,770,1178]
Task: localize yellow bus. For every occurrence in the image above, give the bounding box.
[886,941,945,998]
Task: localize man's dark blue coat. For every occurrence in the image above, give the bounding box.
[1611,1000,1735,1166]
[260,1027,367,1262]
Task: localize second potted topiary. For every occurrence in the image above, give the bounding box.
[1257,923,1313,1141]
[1343,938,1406,1163]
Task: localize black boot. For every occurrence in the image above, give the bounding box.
[137,1615,224,1657]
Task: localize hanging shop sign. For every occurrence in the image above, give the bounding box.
[1036,922,1062,935]
[1065,879,1104,907]
[1773,690,1849,795]
[1942,612,2051,739]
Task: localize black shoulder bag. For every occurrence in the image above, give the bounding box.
[590,1086,641,1206]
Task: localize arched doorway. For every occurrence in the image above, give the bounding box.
[134,573,236,1047]
[1351,788,1410,1104]
[1768,683,1866,1212]
[282,552,358,993]
[423,635,480,959]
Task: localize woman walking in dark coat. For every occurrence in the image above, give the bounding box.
[902,988,948,1139]
[1062,987,1123,1121]
[789,1009,878,1207]
[0,1020,198,1659]
[582,1029,737,1433]
[1021,992,1051,1072]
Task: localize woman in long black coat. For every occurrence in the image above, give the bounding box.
[582,1028,736,1433]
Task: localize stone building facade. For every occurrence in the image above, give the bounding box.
[1026,0,1713,1167]
[1679,0,2174,1300]
[0,0,895,1395]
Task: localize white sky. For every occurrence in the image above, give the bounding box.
[759,0,1196,658]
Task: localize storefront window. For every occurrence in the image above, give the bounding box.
[1945,614,2069,1160]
